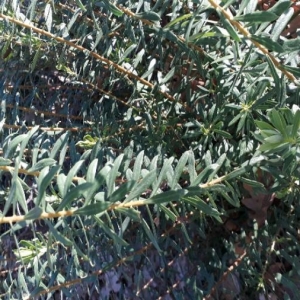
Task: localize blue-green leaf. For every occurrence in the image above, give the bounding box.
[45,220,73,247]
[183,196,222,222]
[234,11,278,23]
[103,0,123,17]
[0,158,11,166]
[50,132,70,159]
[74,202,111,216]
[107,154,124,196]
[56,182,93,211]
[191,164,219,186]
[108,180,136,203]
[145,189,187,205]
[93,216,129,246]
[36,165,61,207]
[250,35,284,53]
[27,158,56,173]
[125,170,157,202]
[135,11,161,22]
[63,160,85,198]
[282,65,300,77]
[220,14,240,42]
[171,151,189,189]
[141,219,161,252]
[25,207,43,220]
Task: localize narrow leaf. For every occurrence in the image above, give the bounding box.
[133,151,144,181]
[50,132,69,159]
[240,177,265,189]
[93,216,129,246]
[45,220,73,247]
[63,160,85,197]
[86,159,98,183]
[108,180,136,203]
[27,158,56,173]
[5,134,27,159]
[250,35,284,53]
[118,44,137,64]
[116,207,141,222]
[25,207,43,220]
[57,173,66,198]
[103,0,123,16]
[271,7,294,41]
[191,164,219,186]
[234,11,278,23]
[44,3,52,32]
[83,165,112,204]
[67,8,81,31]
[268,0,291,16]
[74,202,111,216]
[0,158,11,166]
[223,167,247,181]
[161,67,176,84]
[207,154,226,181]
[141,219,161,252]
[220,14,240,41]
[269,109,287,136]
[282,65,300,77]
[264,134,284,144]
[291,110,300,138]
[145,189,187,205]
[266,56,280,88]
[187,150,197,184]
[282,37,300,53]
[75,0,87,12]
[135,11,161,22]
[151,157,174,196]
[220,191,240,208]
[183,196,222,222]
[35,165,61,207]
[214,129,232,139]
[185,186,204,197]
[171,151,189,189]
[56,182,93,211]
[165,13,192,28]
[125,170,157,202]
[107,154,124,196]
[16,177,27,214]
[259,141,289,152]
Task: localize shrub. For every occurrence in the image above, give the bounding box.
[0,0,300,299]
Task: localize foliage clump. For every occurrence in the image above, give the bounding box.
[1,0,300,299]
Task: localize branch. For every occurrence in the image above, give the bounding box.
[208,0,298,84]
[0,13,177,102]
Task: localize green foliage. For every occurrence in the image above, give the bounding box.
[0,0,300,299]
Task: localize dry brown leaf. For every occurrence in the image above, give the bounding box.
[242,193,275,227]
[242,168,274,226]
[258,0,277,11]
[282,14,300,38]
[219,272,241,300]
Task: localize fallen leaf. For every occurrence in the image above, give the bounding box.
[242,193,275,226]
